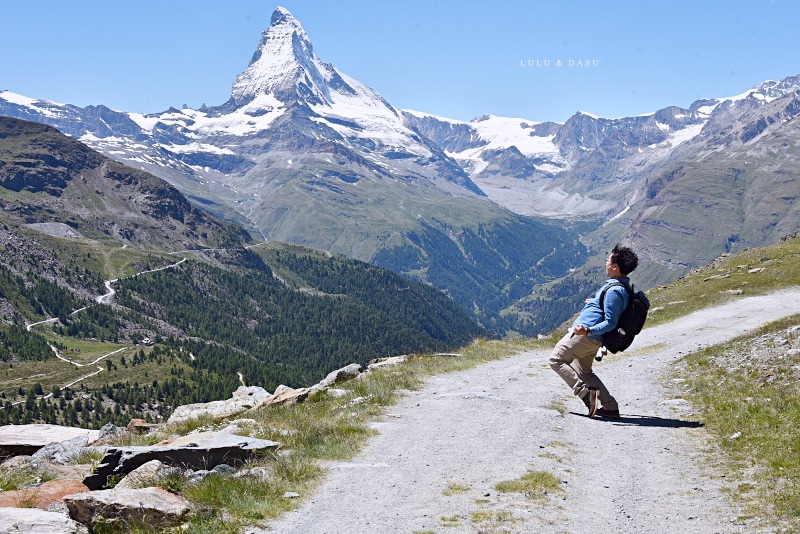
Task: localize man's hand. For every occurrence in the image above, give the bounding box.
[573,324,589,336]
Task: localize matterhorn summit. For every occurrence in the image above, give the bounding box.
[231,7,341,107]
[230,6,379,114]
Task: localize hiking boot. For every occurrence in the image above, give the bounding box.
[582,388,599,418]
[595,407,621,419]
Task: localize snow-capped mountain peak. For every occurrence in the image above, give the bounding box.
[231,6,348,108]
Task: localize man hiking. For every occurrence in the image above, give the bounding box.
[548,244,639,419]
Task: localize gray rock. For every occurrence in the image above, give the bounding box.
[64,487,191,529]
[114,459,164,490]
[167,386,271,425]
[32,435,94,464]
[317,363,363,389]
[83,431,280,490]
[257,384,315,407]
[212,463,236,475]
[367,355,408,370]
[0,507,88,533]
[232,466,269,479]
[97,423,126,440]
[0,424,100,459]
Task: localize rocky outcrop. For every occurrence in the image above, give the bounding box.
[0,507,88,534]
[166,385,271,425]
[83,431,280,490]
[317,363,363,388]
[0,424,99,459]
[0,360,405,531]
[64,487,192,530]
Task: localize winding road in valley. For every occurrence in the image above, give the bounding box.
[21,257,187,394]
[259,288,800,534]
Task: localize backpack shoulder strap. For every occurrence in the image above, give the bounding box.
[598,281,633,311]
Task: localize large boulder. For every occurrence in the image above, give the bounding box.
[114,459,165,490]
[317,363,363,389]
[258,384,315,407]
[31,435,105,464]
[64,487,191,530]
[0,507,88,533]
[166,386,271,425]
[0,424,99,459]
[83,431,279,490]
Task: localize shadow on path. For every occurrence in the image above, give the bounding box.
[569,412,704,428]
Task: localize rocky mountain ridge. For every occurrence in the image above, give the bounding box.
[0,7,587,334]
[1,7,798,330]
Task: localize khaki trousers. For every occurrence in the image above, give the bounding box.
[549,331,618,411]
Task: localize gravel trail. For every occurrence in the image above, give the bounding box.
[259,288,800,534]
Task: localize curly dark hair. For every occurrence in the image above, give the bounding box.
[611,244,638,275]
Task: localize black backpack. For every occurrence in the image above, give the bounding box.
[598,281,650,353]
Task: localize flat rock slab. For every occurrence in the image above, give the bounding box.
[0,507,88,533]
[0,424,100,458]
[83,431,280,490]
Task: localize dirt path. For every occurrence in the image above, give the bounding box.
[258,288,800,534]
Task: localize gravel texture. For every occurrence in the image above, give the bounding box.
[256,288,800,534]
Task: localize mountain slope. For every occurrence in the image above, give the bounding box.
[618,89,800,285]
[407,78,800,290]
[0,7,586,334]
[0,116,248,251]
[0,116,486,426]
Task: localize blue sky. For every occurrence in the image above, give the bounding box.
[2,0,798,123]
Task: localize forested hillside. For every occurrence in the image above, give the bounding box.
[0,117,485,429]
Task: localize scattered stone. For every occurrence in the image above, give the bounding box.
[83,431,280,490]
[232,467,269,479]
[283,491,301,498]
[167,386,271,425]
[127,418,158,435]
[258,384,314,407]
[32,435,99,464]
[97,423,126,440]
[721,289,743,295]
[64,487,192,530]
[0,479,89,509]
[217,418,259,435]
[0,507,88,533]
[367,355,408,370]
[728,432,742,440]
[325,388,351,398]
[0,424,100,460]
[317,363,363,389]
[212,463,236,475]
[748,267,765,274]
[114,460,164,490]
[703,273,730,281]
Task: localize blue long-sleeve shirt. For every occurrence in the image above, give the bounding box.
[572,278,631,341]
